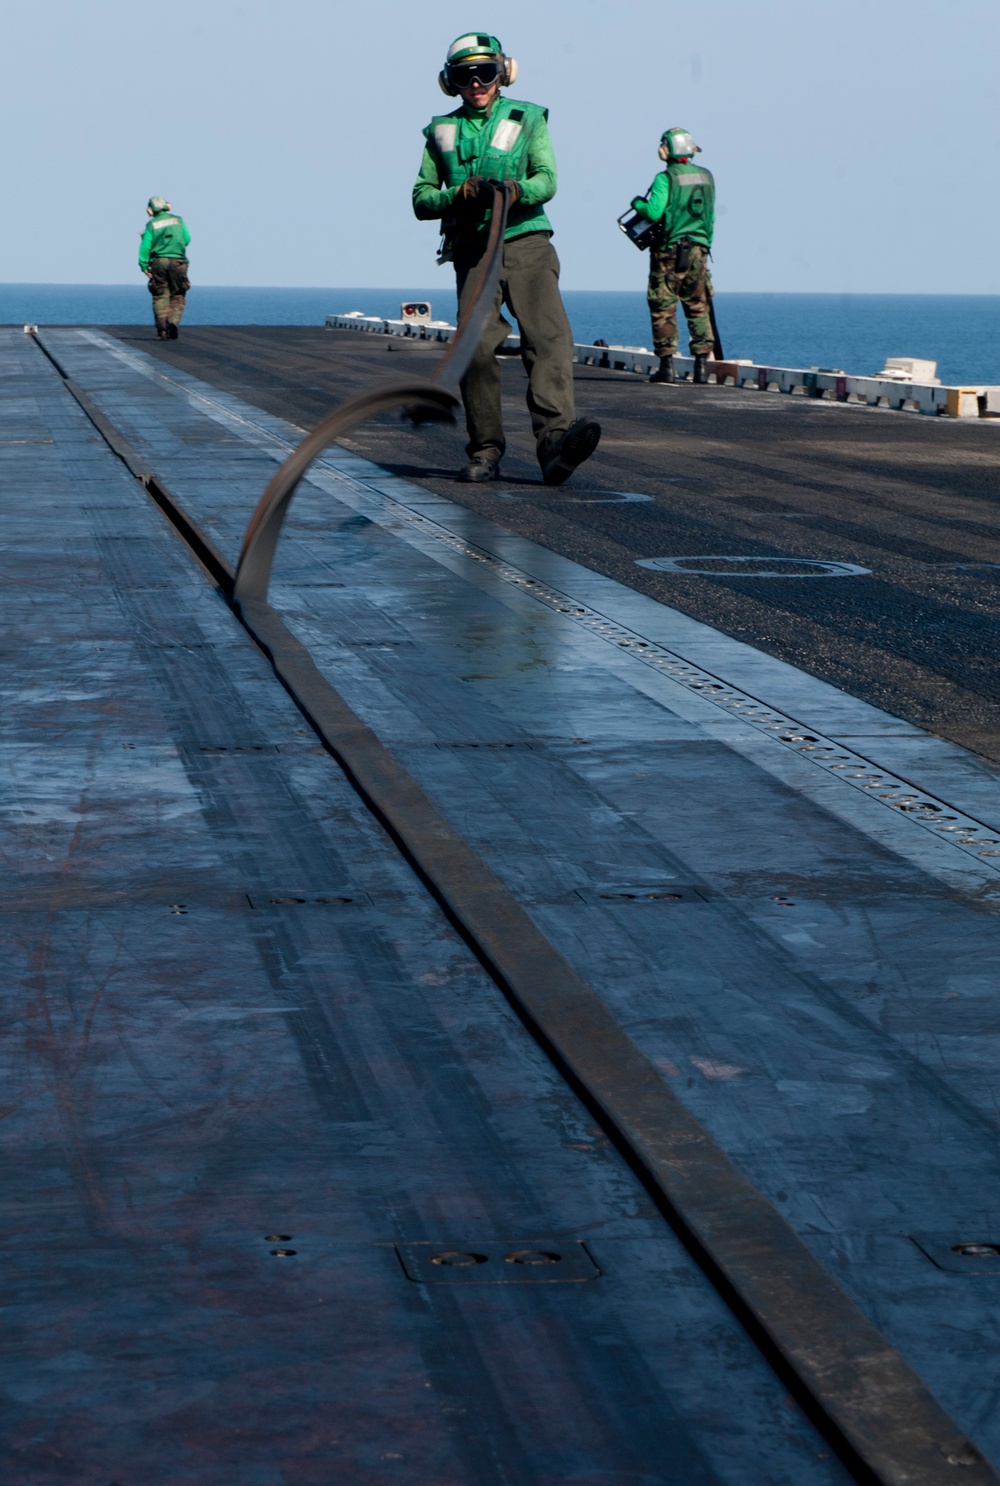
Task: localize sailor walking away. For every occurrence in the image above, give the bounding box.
[630,129,716,384]
[412,32,600,485]
[139,197,191,340]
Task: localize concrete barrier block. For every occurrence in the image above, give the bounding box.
[945,388,981,418]
[325,315,994,420]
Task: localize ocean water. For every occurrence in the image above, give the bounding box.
[3,283,998,387]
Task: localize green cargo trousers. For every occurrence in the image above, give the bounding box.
[647,241,713,357]
[147,255,190,330]
[454,231,576,467]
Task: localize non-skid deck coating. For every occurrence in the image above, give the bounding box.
[4,326,1000,1481]
[106,323,1000,766]
[0,334,860,1483]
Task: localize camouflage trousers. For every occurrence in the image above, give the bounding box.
[647,241,713,357]
[147,256,190,329]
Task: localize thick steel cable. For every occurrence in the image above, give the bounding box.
[233,185,511,606]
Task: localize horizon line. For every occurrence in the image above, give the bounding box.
[2,282,1000,299]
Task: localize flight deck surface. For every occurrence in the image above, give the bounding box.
[125,323,1000,762]
[4,324,1000,1483]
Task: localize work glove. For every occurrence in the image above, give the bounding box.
[631,197,646,213]
[455,175,487,211]
[501,179,522,206]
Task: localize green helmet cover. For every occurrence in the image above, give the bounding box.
[446,31,502,64]
[660,128,700,160]
[147,195,171,213]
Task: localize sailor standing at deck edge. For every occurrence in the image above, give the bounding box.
[630,129,716,384]
[412,33,600,484]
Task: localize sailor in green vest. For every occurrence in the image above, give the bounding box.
[413,33,600,484]
[138,197,192,341]
[630,129,716,384]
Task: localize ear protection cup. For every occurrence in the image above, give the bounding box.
[438,69,458,96]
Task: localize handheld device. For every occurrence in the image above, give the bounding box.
[617,208,657,252]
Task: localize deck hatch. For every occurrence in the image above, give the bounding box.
[394,1240,600,1284]
[245,890,373,909]
[911,1236,1000,1273]
[576,885,707,905]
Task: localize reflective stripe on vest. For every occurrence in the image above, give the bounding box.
[673,171,712,190]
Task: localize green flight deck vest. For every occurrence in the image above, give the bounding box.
[657,162,715,250]
[424,97,551,259]
[139,211,190,270]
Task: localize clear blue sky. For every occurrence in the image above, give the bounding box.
[4,0,998,293]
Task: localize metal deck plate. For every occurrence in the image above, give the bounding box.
[46,326,1000,1463]
[0,330,863,1481]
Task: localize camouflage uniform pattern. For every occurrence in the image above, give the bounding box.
[647,242,713,357]
[147,256,190,331]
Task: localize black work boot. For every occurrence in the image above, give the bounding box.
[155,321,169,340]
[459,453,500,483]
[649,355,675,384]
[693,355,710,384]
[541,418,602,487]
[167,323,180,340]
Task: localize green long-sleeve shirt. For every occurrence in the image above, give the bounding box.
[139,211,191,271]
[413,100,556,245]
[632,172,673,225]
